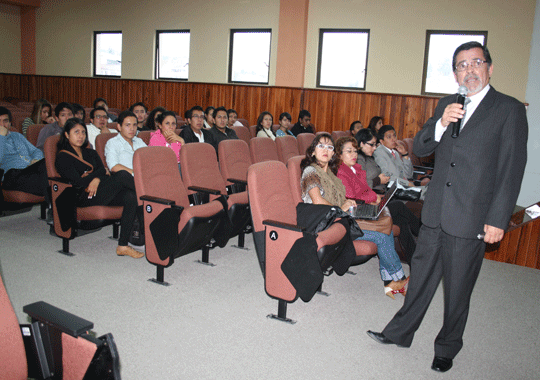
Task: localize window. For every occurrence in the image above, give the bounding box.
[155,30,190,80]
[421,31,487,95]
[93,31,122,77]
[229,29,272,84]
[316,29,370,90]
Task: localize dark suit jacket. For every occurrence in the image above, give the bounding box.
[413,86,528,239]
[180,126,216,146]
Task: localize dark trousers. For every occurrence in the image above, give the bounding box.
[387,200,420,264]
[2,159,48,196]
[78,170,138,246]
[382,224,485,359]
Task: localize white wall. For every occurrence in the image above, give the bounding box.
[0,3,21,74]
[518,0,540,207]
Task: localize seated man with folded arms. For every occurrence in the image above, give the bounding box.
[105,111,147,176]
[93,97,117,123]
[87,107,118,148]
[129,102,148,131]
[36,102,74,151]
[373,125,414,187]
[0,106,48,202]
[180,106,216,145]
[207,106,238,152]
[290,109,313,136]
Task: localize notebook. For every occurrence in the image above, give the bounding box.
[349,183,398,220]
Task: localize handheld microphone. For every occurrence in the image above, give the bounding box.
[451,85,469,138]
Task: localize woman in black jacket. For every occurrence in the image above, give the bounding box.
[55,118,143,259]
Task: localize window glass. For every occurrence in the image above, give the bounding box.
[156,30,190,80]
[94,31,122,77]
[229,29,271,84]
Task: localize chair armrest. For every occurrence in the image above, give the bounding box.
[23,301,94,338]
[140,195,175,205]
[227,178,248,186]
[187,185,222,195]
[263,219,305,232]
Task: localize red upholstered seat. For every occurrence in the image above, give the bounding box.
[249,136,279,163]
[230,125,251,146]
[218,139,251,190]
[296,133,315,156]
[276,135,300,165]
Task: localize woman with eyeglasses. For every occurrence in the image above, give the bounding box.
[300,133,408,299]
[355,129,421,264]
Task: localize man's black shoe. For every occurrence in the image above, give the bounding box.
[366,330,405,347]
[431,356,453,372]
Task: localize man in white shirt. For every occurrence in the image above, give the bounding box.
[105,111,146,176]
[87,107,118,148]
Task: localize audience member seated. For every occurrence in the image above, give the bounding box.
[180,106,215,145]
[204,106,215,129]
[55,118,143,259]
[21,99,55,137]
[104,110,147,176]
[227,109,244,127]
[0,107,48,201]
[373,125,414,188]
[336,136,420,264]
[255,111,276,140]
[367,116,384,138]
[72,103,86,122]
[36,102,74,151]
[93,97,117,122]
[350,120,363,137]
[356,128,390,189]
[145,107,166,131]
[149,110,185,169]
[207,106,239,152]
[276,112,294,137]
[87,107,118,148]
[129,102,148,131]
[291,109,313,136]
[183,109,191,129]
[300,133,408,299]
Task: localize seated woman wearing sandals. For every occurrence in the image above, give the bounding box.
[149,110,185,170]
[55,118,144,259]
[300,133,408,299]
[355,129,421,264]
[255,111,276,140]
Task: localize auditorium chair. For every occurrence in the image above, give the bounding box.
[249,137,279,163]
[296,133,316,155]
[230,125,251,146]
[248,161,356,323]
[136,130,151,145]
[26,123,47,146]
[249,125,258,138]
[218,139,251,193]
[286,155,379,267]
[133,147,228,284]
[275,135,300,165]
[331,130,349,141]
[236,118,249,128]
[16,101,34,112]
[180,143,251,249]
[44,135,122,255]
[0,168,47,218]
[94,133,117,172]
[398,139,431,186]
[0,271,120,380]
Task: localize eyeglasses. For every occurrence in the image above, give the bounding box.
[364,142,376,147]
[94,115,108,120]
[191,115,204,120]
[342,149,357,154]
[316,144,334,151]
[455,58,487,72]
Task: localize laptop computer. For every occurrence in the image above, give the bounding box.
[349,183,398,220]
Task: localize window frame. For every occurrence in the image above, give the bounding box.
[316,28,371,91]
[155,29,191,81]
[228,28,272,85]
[421,30,488,96]
[93,31,122,78]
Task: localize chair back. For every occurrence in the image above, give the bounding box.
[248,161,297,233]
[249,125,258,138]
[0,274,28,380]
[180,143,227,196]
[26,124,46,146]
[402,138,422,166]
[133,146,191,208]
[296,133,315,155]
[44,134,62,178]
[331,130,349,141]
[287,155,305,205]
[275,135,299,164]
[94,133,117,171]
[236,118,249,128]
[218,139,252,186]
[249,137,279,164]
[137,131,151,145]
[230,125,251,146]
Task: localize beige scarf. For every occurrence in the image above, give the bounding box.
[310,163,346,207]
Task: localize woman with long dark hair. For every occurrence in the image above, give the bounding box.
[55,118,143,259]
[300,133,408,298]
[22,99,55,137]
[255,111,276,140]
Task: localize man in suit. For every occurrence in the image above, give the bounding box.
[366,42,528,372]
[373,125,414,187]
[180,106,216,146]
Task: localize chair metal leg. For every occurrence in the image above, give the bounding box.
[148,266,170,286]
[267,300,296,324]
[112,222,120,239]
[58,238,74,256]
[232,232,249,250]
[40,202,47,220]
[316,283,330,297]
[196,246,215,266]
